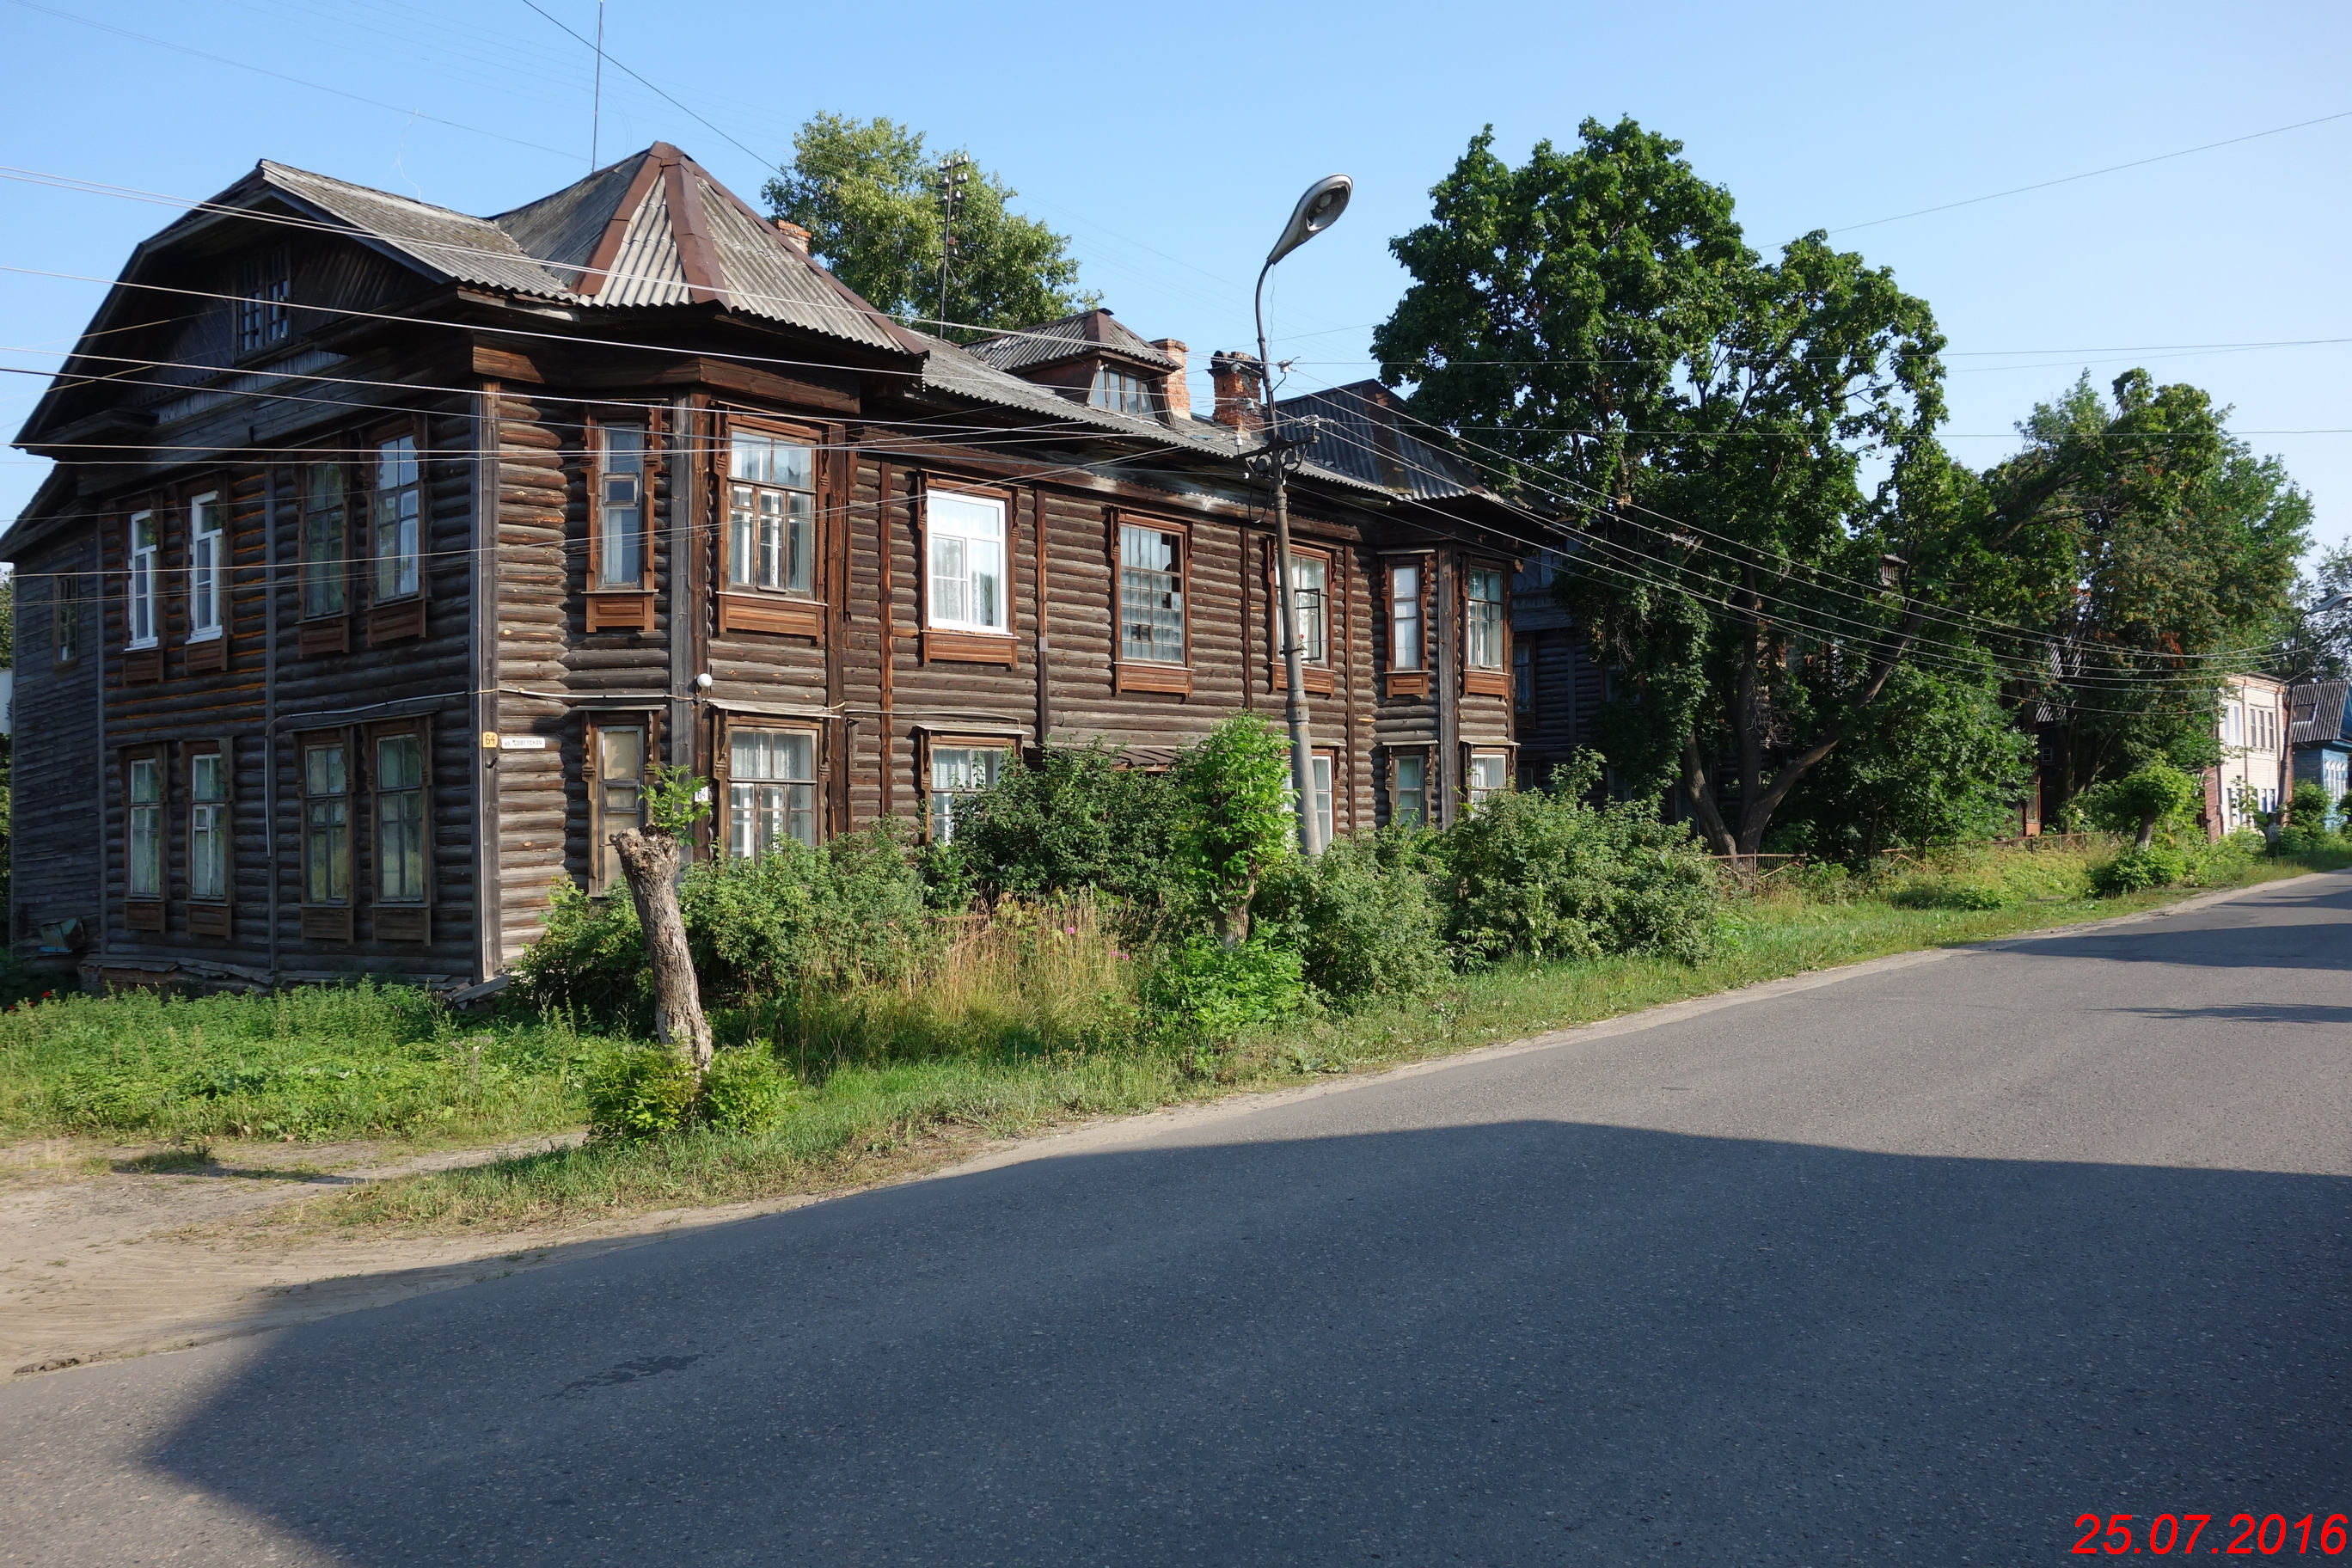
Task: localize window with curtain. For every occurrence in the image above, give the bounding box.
[127,756,162,899]
[302,462,346,618]
[303,740,349,905]
[189,751,228,903]
[373,435,420,601]
[928,491,1007,632]
[597,425,646,588]
[127,511,159,649]
[188,492,224,640]
[1388,562,1422,671]
[1118,524,1185,665]
[1467,751,1509,806]
[375,732,427,903]
[1466,567,1505,670]
[928,744,1008,842]
[728,432,815,594]
[729,728,818,857]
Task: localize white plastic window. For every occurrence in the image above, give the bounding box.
[127,511,159,649]
[188,492,224,640]
[928,491,1007,633]
[1468,751,1509,806]
[1284,553,1327,665]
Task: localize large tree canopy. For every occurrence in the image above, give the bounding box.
[1971,371,2311,797]
[1374,119,1970,855]
[763,113,1094,337]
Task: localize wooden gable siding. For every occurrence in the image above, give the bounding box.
[136,243,425,404]
[10,532,103,950]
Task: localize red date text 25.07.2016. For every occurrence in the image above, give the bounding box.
[2074,1514,2347,1556]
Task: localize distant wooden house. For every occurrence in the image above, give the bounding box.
[3,144,1600,991]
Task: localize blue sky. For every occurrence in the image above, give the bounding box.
[3,0,2347,554]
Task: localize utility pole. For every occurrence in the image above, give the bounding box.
[589,0,606,171]
[935,153,972,334]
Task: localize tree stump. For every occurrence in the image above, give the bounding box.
[610,828,713,1078]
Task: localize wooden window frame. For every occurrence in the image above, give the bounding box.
[716,414,826,640]
[121,744,167,932]
[1265,540,1337,698]
[298,453,353,654]
[1112,511,1191,695]
[367,720,432,943]
[126,508,162,653]
[236,248,291,358]
[919,476,1018,664]
[1383,554,1430,696]
[1462,560,1510,697]
[299,728,355,943]
[182,486,229,673]
[185,738,234,936]
[52,570,81,669]
[717,717,824,858]
[583,713,656,895]
[919,732,1019,843]
[1465,745,1515,809]
[585,410,658,634]
[1087,364,1162,420]
[1387,746,1432,829]
[1309,747,1337,850]
[366,417,428,646]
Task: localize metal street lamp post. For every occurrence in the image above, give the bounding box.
[1253,173,1351,856]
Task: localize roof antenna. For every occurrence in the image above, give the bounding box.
[589,0,606,172]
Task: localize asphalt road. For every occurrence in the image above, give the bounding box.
[5,875,2348,1565]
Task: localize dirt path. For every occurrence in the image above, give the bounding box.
[0,1132,823,1378]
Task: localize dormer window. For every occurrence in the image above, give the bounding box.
[1089,364,1161,418]
[239,252,291,353]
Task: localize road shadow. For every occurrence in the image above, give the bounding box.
[99,1120,2352,1565]
[1987,873,2352,972]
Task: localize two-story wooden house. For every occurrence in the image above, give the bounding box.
[4,144,1593,992]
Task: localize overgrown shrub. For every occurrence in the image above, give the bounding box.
[1169,715,1299,941]
[1440,759,1722,965]
[952,742,1181,910]
[2290,779,2330,824]
[1888,879,2011,910]
[1253,832,1448,1007]
[697,1046,793,1135]
[2092,843,2189,895]
[584,1045,699,1142]
[1141,935,1307,1043]
[2079,763,2200,848]
[518,823,935,1026]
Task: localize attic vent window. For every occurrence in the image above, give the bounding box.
[1089,365,1160,419]
[239,252,291,352]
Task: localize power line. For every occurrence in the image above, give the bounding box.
[513,0,775,175]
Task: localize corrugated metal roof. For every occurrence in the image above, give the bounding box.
[2289,680,2350,744]
[965,309,1179,374]
[259,162,573,300]
[493,155,646,287]
[912,328,1235,448]
[1275,381,1491,501]
[696,176,908,352]
[602,175,693,308]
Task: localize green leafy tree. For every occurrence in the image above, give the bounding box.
[1374,119,1971,856]
[1170,716,1297,946]
[1969,371,2311,798]
[2079,763,2201,848]
[764,113,1095,337]
[952,742,1180,909]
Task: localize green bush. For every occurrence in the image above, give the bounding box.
[1440,760,1722,965]
[2290,779,2330,824]
[1141,935,1307,1043]
[1170,715,1299,940]
[1253,832,1448,1008]
[697,1046,793,1135]
[2079,763,2201,848]
[518,823,936,1026]
[585,1046,699,1142]
[952,742,1181,910]
[2091,843,2189,896]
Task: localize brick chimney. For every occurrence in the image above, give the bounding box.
[1149,340,1191,420]
[1210,350,1264,434]
[772,217,812,249]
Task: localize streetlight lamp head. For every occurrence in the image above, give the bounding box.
[1266,174,1352,266]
